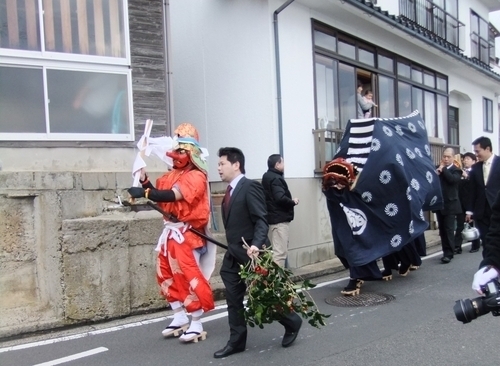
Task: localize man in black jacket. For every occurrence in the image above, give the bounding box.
[434,147,462,264]
[466,136,500,252]
[261,154,299,267]
[454,152,480,253]
[214,147,302,359]
[472,191,500,294]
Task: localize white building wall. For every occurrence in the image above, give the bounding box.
[274,3,317,179]
[169,0,278,182]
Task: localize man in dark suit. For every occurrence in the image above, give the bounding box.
[466,136,500,253]
[434,147,462,263]
[454,152,480,253]
[214,147,302,359]
[472,191,500,294]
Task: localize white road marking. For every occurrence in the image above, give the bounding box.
[31,347,108,366]
[0,246,452,354]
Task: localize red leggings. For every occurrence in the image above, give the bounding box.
[156,239,214,313]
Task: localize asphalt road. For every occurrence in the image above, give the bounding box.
[2,243,500,366]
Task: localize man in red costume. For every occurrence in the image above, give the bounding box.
[128,123,215,343]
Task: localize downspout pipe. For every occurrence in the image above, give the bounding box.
[163,1,175,135]
[273,0,296,156]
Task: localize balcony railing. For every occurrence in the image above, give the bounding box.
[399,0,464,50]
[313,128,460,174]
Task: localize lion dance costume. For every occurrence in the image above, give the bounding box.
[128,123,215,342]
[322,112,443,295]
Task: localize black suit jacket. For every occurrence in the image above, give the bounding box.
[480,190,500,270]
[468,155,500,220]
[458,169,472,212]
[222,176,270,265]
[435,164,462,215]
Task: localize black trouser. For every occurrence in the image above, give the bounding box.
[220,251,301,348]
[436,211,456,258]
[220,252,248,348]
[454,212,465,250]
[473,202,491,253]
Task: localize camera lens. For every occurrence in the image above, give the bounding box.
[453,299,477,324]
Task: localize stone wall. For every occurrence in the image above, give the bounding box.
[0,171,226,338]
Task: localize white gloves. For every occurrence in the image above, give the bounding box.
[472,266,499,294]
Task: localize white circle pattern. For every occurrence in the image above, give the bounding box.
[385,203,398,216]
[406,187,412,200]
[414,147,422,158]
[409,221,414,234]
[396,154,404,166]
[379,170,391,184]
[383,126,393,136]
[419,210,425,221]
[390,235,402,247]
[411,179,420,191]
[424,145,430,155]
[430,196,437,206]
[395,125,404,136]
[406,148,416,159]
[418,119,425,129]
[371,138,381,151]
[362,191,372,202]
[426,171,433,183]
[408,122,416,132]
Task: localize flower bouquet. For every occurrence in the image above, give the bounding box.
[239,240,330,329]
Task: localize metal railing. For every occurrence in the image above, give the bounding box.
[398,0,464,49]
[313,127,460,173]
[313,128,344,174]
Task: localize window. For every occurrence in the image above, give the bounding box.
[448,106,458,145]
[314,30,336,53]
[0,0,132,141]
[378,75,395,118]
[315,55,339,129]
[483,98,493,132]
[470,11,493,65]
[338,36,355,59]
[398,82,412,117]
[338,63,356,127]
[378,53,394,73]
[399,0,461,47]
[397,61,411,78]
[358,45,375,67]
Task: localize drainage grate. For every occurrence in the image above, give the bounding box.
[325,292,395,307]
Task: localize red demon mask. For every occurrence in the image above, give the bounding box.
[167,149,191,169]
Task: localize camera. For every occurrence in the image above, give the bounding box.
[454,279,500,324]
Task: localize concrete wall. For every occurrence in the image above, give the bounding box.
[0,171,224,338]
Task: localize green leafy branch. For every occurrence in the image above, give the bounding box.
[239,239,330,329]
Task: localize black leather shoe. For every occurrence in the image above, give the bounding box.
[213,344,245,359]
[469,248,479,253]
[282,317,302,347]
[454,248,462,254]
[440,256,452,264]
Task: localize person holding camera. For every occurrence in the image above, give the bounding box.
[472,191,500,295]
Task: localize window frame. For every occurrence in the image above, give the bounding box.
[483,97,493,133]
[470,10,494,65]
[0,0,133,142]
